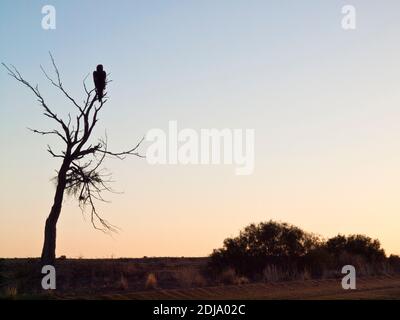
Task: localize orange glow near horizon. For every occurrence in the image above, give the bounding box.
[1,1,400,259]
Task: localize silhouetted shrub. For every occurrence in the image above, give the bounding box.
[388,255,400,273]
[208,220,391,280]
[326,234,385,263]
[208,221,320,278]
[303,246,334,277]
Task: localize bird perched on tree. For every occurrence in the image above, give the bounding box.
[93,64,107,102]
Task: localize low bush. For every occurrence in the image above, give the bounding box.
[208,220,392,281]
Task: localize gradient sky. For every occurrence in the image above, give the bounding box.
[1,0,400,258]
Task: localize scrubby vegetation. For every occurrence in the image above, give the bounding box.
[0,258,208,298]
[1,221,400,298]
[208,220,400,281]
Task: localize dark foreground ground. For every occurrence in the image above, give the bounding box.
[1,258,399,299]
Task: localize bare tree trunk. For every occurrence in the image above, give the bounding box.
[41,162,69,265]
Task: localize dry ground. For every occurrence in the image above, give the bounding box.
[1,258,399,299]
[71,275,400,300]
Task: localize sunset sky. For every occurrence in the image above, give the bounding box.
[1,0,400,258]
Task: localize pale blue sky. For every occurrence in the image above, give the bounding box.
[1,1,400,258]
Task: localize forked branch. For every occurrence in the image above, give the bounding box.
[2,54,144,232]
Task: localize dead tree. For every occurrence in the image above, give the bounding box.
[2,54,144,265]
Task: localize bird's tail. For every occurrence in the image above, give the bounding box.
[97,91,103,102]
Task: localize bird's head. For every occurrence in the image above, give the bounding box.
[96,64,103,72]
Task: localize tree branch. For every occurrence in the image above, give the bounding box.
[97,136,146,160]
[40,52,83,114]
[2,62,71,142]
[2,55,143,234]
[28,127,68,144]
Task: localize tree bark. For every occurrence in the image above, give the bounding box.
[41,161,69,265]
